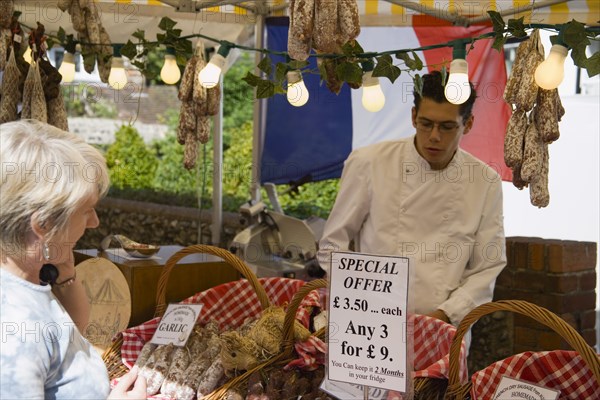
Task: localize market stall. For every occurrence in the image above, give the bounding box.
[1,1,599,399]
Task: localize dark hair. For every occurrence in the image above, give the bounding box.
[413,70,477,121]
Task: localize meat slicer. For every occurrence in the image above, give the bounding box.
[229,190,325,280]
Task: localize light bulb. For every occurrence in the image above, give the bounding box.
[361,71,385,112]
[160,54,181,85]
[108,57,128,90]
[444,58,471,105]
[286,70,309,107]
[198,53,225,89]
[58,52,76,83]
[534,44,568,90]
[23,46,33,64]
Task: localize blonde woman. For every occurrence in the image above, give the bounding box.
[0,120,145,399]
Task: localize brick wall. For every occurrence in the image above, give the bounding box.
[470,237,598,371]
[496,237,597,351]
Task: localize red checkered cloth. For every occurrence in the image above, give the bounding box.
[118,277,323,368]
[411,314,468,382]
[470,350,600,399]
[386,315,468,400]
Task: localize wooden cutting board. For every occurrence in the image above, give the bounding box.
[77,257,131,354]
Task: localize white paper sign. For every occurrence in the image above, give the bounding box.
[320,377,388,400]
[492,376,560,400]
[328,251,410,393]
[150,303,203,346]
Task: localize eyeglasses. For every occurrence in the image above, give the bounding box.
[416,119,461,134]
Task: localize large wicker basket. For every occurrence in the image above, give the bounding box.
[445,300,600,399]
[101,244,327,398]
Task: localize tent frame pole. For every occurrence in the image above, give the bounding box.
[251,14,266,203]
[211,74,224,246]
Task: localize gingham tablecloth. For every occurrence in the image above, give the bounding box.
[470,350,600,399]
[411,314,468,381]
[387,315,468,400]
[119,277,322,368]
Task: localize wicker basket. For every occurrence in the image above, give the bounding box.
[102,244,268,379]
[101,244,327,398]
[445,300,600,399]
[204,278,327,399]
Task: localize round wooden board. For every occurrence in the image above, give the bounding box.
[77,258,131,354]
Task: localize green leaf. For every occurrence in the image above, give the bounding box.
[158,17,177,31]
[440,66,448,86]
[585,52,600,77]
[318,60,328,83]
[287,60,309,70]
[372,55,401,83]
[156,33,166,43]
[562,20,590,48]
[256,80,276,99]
[120,40,138,60]
[413,74,423,98]
[549,34,560,46]
[175,53,187,66]
[487,11,505,34]
[242,71,262,87]
[274,85,286,95]
[341,40,365,56]
[57,27,66,43]
[64,34,77,54]
[492,35,507,52]
[45,37,56,50]
[336,61,363,85]
[132,30,146,41]
[396,52,422,71]
[82,52,97,73]
[507,17,527,38]
[411,51,424,70]
[257,56,272,76]
[570,45,589,69]
[275,62,288,82]
[170,29,182,38]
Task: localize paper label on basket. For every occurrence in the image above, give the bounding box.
[492,376,560,400]
[327,251,410,393]
[150,304,203,346]
[320,377,388,400]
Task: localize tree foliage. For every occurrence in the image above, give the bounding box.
[103,52,340,219]
[105,125,157,189]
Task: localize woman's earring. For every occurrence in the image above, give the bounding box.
[42,242,51,261]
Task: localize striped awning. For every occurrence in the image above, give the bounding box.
[120,0,599,26]
[12,1,599,45]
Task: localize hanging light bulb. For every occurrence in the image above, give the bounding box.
[160,47,181,85]
[198,43,231,89]
[444,41,471,105]
[534,44,568,90]
[361,71,385,112]
[58,51,76,83]
[286,70,309,107]
[23,46,33,64]
[108,56,128,90]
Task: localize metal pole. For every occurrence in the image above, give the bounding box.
[363,385,369,400]
[251,15,265,203]
[211,75,224,245]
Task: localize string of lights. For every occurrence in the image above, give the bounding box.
[17,18,600,111]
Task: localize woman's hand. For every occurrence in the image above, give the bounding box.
[107,366,147,400]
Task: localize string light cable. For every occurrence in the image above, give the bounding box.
[15,19,600,95]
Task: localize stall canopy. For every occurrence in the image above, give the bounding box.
[15,0,597,41]
[14,0,599,186]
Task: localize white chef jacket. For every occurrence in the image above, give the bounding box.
[317,135,506,325]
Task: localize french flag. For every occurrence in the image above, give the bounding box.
[261,18,512,185]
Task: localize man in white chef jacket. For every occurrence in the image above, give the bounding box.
[316,71,507,327]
